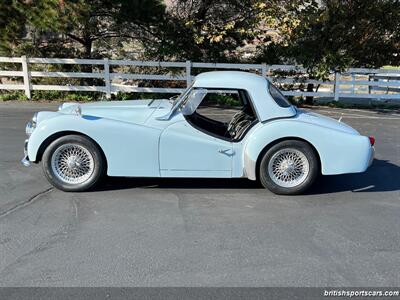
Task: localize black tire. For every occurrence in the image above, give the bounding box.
[42,135,105,192]
[259,140,319,195]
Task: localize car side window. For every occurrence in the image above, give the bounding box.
[183,89,257,141]
[269,83,292,108]
[196,90,243,123]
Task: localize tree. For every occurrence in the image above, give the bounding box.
[145,0,275,61]
[253,0,400,103]
[2,0,166,58]
[263,0,400,75]
[0,0,26,55]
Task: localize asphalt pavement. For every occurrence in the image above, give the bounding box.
[0,102,399,287]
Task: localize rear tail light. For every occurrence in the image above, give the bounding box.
[369,136,375,146]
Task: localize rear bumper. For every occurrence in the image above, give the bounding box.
[368,146,375,167]
[21,139,31,167]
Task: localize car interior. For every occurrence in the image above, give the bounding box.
[184,89,258,141]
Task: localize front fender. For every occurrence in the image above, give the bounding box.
[28,114,162,177]
[243,119,372,180]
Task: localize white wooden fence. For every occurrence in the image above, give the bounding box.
[0,56,399,101]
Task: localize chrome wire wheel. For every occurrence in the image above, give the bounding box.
[267,148,310,188]
[50,143,95,185]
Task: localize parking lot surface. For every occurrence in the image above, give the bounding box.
[0,102,399,286]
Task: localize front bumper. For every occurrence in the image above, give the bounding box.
[21,139,31,167]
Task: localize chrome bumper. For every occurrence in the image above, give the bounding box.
[368,146,375,167]
[21,139,31,167]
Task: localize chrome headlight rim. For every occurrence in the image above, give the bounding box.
[25,121,34,136]
[26,112,38,137]
[32,112,38,127]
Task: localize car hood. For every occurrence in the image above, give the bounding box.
[296,109,359,135]
[59,99,173,125]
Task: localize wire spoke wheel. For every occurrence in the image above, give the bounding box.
[51,143,95,185]
[267,148,310,188]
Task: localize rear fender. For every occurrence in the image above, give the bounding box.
[243,119,372,180]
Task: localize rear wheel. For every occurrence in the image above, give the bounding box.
[259,140,319,195]
[42,135,105,192]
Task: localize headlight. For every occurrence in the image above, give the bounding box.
[58,104,64,111]
[26,112,38,136]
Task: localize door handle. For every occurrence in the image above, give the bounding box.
[218,149,235,156]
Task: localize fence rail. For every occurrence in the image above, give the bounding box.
[0,56,399,101]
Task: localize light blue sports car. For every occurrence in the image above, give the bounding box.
[22,71,375,194]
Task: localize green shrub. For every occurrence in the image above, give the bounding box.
[206,93,241,107]
[64,93,97,102]
[0,91,28,101]
[30,91,102,101]
[31,90,66,101]
[113,92,177,100]
[0,89,181,102]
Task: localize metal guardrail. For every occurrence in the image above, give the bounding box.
[0,56,399,101]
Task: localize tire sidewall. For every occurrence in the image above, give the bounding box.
[42,135,104,192]
[259,140,319,195]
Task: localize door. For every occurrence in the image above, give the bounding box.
[159,121,233,177]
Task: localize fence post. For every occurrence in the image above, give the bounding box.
[186,60,192,87]
[21,55,31,100]
[103,58,111,99]
[351,73,355,94]
[334,71,340,101]
[368,73,374,94]
[261,63,267,78]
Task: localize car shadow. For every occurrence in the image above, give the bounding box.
[95,159,400,194]
[96,177,262,191]
[307,159,400,194]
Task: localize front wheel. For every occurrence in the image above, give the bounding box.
[259,140,319,195]
[42,135,105,192]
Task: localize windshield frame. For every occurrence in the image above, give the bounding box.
[172,82,195,108]
[156,82,195,120]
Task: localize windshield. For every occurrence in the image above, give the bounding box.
[155,82,195,120]
[181,89,208,115]
[171,82,195,107]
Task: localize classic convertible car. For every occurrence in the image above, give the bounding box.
[22,71,374,194]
